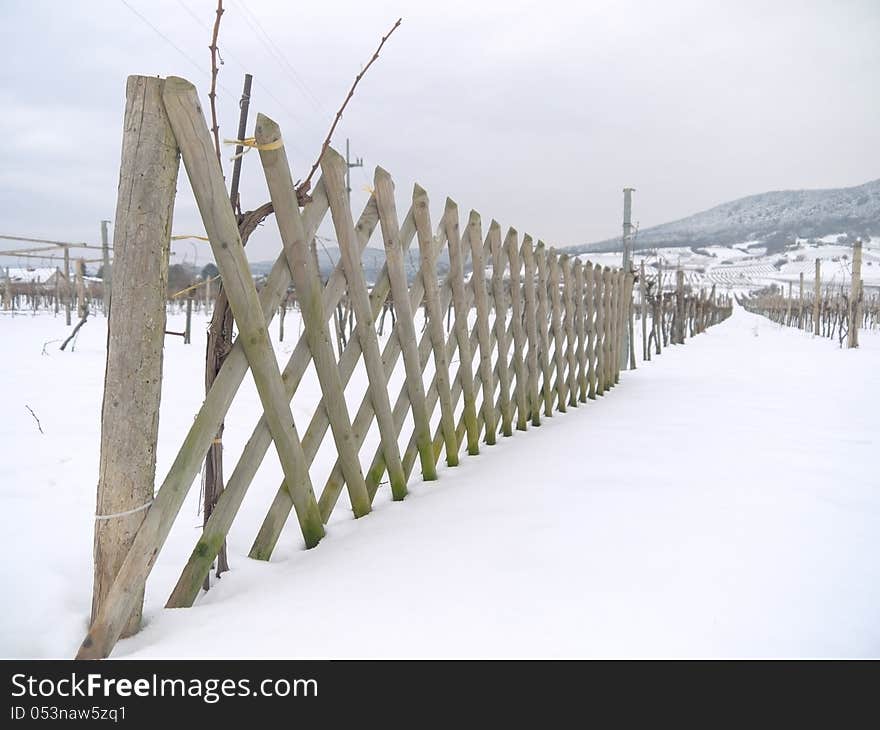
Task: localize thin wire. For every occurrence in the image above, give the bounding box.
[174,0,315,160]
[119,0,236,100]
[231,0,324,111]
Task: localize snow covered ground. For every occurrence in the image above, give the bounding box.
[1,303,878,658]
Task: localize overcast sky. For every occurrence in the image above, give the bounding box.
[1,0,878,267]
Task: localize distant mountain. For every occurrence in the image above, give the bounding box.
[249,245,452,285]
[571,178,880,255]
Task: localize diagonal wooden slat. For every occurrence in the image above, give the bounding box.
[414,185,459,466]
[323,149,407,500]
[561,255,579,408]
[594,264,606,396]
[163,78,324,546]
[585,261,598,399]
[466,212,498,445]
[169,192,381,598]
[249,197,416,546]
[374,167,437,481]
[520,235,541,427]
[361,211,479,498]
[504,228,529,432]
[489,221,513,437]
[534,242,554,417]
[256,114,371,517]
[445,199,480,455]
[316,207,425,517]
[548,249,568,412]
[76,78,330,660]
[572,259,588,403]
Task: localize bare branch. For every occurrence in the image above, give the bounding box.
[25,405,44,434]
[208,0,225,165]
[296,17,402,199]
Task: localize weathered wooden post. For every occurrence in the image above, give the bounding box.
[786,281,793,326]
[813,259,821,336]
[2,267,10,311]
[90,75,179,640]
[640,260,647,361]
[848,240,863,348]
[184,295,193,344]
[673,269,684,344]
[64,246,72,325]
[798,272,804,329]
[75,259,87,319]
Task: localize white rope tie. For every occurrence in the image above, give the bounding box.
[95,499,154,521]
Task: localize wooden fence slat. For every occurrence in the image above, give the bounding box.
[165,79,326,542]
[327,197,466,510]
[413,184,459,466]
[256,114,371,518]
[489,221,513,437]
[467,212,498,445]
[534,242,554,417]
[381,219,489,490]
[521,235,541,426]
[80,78,330,655]
[548,249,567,412]
[318,204,427,517]
[603,268,614,390]
[504,228,529,431]
[584,261,597,399]
[561,255,579,408]
[375,167,437,481]
[445,199,481,455]
[171,190,376,600]
[593,265,605,396]
[573,260,588,403]
[321,149,407,502]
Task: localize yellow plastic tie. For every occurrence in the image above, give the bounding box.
[171,234,210,242]
[223,137,283,161]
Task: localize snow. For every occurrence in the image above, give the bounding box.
[1,303,878,658]
[3,267,58,283]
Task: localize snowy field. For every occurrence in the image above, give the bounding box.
[1,303,878,658]
[585,235,880,294]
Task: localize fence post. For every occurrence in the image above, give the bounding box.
[674,269,684,344]
[90,75,179,642]
[849,240,862,348]
[813,259,821,336]
[798,272,804,329]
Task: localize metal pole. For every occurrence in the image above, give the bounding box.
[228,74,253,216]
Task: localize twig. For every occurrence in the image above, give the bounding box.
[41,338,62,355]
[208,0,225,165]
[295,17,402,199]
[60,312,88,351]
[25,405,44,434]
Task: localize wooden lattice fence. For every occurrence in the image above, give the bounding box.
[78,75,730,658]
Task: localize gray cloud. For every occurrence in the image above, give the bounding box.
[1,0,878,267]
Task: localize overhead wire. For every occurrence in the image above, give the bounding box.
[174,0,316,160]
[119,0,236,101]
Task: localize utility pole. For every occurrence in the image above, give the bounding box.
[621,187,635,369]
[101,219,112,316]
[345,137,363,203]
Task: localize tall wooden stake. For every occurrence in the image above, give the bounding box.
[849,239,862,348]
[91,75,178,640]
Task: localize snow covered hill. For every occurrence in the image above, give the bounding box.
[579,235,880,295]
[575,178,880,254]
